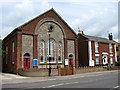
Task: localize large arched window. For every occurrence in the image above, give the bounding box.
[58,41,62,63]
[47,39,56,63]
[40,40,45,63]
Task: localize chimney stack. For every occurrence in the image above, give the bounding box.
[109,33,113,40]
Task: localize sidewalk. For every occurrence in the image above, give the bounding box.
[1,73,29,80]
[2,70,119,85]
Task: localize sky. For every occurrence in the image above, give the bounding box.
[0,0,119,42]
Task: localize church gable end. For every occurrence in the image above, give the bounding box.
[19,8,76,39]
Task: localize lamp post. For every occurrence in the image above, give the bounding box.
[49,32,51,76]
[48,24,53,76]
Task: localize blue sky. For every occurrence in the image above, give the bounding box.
[0,0,118,42]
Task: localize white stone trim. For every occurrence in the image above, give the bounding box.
[114,44,117,62]
[95,54,99,56]
[88,41,93,66]
[110,54,113,56]
[102,52,108,55]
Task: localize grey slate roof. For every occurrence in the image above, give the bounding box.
[83,35,115,44]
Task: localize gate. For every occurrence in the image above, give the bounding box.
[60,67,73,76]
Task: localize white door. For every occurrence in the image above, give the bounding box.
[103,55,108,65]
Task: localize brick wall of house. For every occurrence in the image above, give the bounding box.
[91,41,116,66]
[77,35,89,66]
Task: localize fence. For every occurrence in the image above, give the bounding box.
[18,68,58,77]
[60,67,73,76]
[18,66,112,77]
[75,66,107,74]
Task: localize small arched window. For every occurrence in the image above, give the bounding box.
[40,40,45,63]
[47,39,56,63]
[58,41,62,63]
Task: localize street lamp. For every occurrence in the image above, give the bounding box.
[48,24,53,76]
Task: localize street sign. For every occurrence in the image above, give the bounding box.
[34,59,38,66]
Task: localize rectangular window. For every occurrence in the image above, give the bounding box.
[12,41,14,64]
[95,42,99,52]
[110,56,113,65]
[109,44,112,53]
[116,47,119,51]
[96,56,99,65]
[6,46,8,64]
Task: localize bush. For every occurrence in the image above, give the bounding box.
[115,60,120,66]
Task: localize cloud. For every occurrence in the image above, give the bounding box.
[1,0,51,39]
[71,3,118,41]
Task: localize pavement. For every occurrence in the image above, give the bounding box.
[1,70,120,89]
[1,73,29,80]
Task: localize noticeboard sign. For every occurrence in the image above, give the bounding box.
[65,59,68,65]
[34,59,38,66]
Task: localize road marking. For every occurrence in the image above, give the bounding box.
[42,82,79,88]
[43,83,64,88]
[113,86,119,88]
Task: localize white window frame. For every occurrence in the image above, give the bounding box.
[47,39,56,63]
[58,41,62,63]
[40,40,45,63]
[96,56,99,65]
[110,56,113,65]
[95,42,99,52]
[6,45,8,64]
[109,44,112,53]
[12,41,14,64]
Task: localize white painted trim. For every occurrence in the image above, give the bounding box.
[114,44,117,62]
[95,54,99,56]
[102,52,108,55]
[88,41,93,66]
[110,54,113,56]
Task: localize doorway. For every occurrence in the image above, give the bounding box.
[69,54,73,68]
[24,53,30,69]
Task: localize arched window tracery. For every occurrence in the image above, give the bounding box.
[40,40,45,63]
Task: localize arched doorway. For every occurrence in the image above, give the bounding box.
[69,54,73,68]
[24,53,30,69]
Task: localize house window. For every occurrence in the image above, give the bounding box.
[109,44,112,53]
[96,56,99,65]
[6,45,8,64]
[12,41,14,64]
[47,39,56,63]
[110,56,113,65]
[58,41,62,63]
[40,40,45,63]
[95,42,99,52]
[116,47,119,51]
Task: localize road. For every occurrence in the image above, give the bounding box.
[2,70,120,90]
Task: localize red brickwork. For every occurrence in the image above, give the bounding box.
[2,9,78,73]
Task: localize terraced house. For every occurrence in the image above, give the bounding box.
[77,31,116,66]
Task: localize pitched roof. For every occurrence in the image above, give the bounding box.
[3,8,77,41]
[18,8,77,36]
[83,34,115,44]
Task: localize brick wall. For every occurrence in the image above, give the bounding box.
[2,9,78,73]
[91,41,116,66]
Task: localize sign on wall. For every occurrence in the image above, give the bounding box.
[65,59,68,65]
[89,59,94,66]
[34,59,38,66]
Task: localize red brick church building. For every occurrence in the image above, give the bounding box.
[2,8,78,73]
[2,8,116,74]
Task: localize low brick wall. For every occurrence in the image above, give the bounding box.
[107,66,120,70]
[76,66,107,74]
[18,68,58,77]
